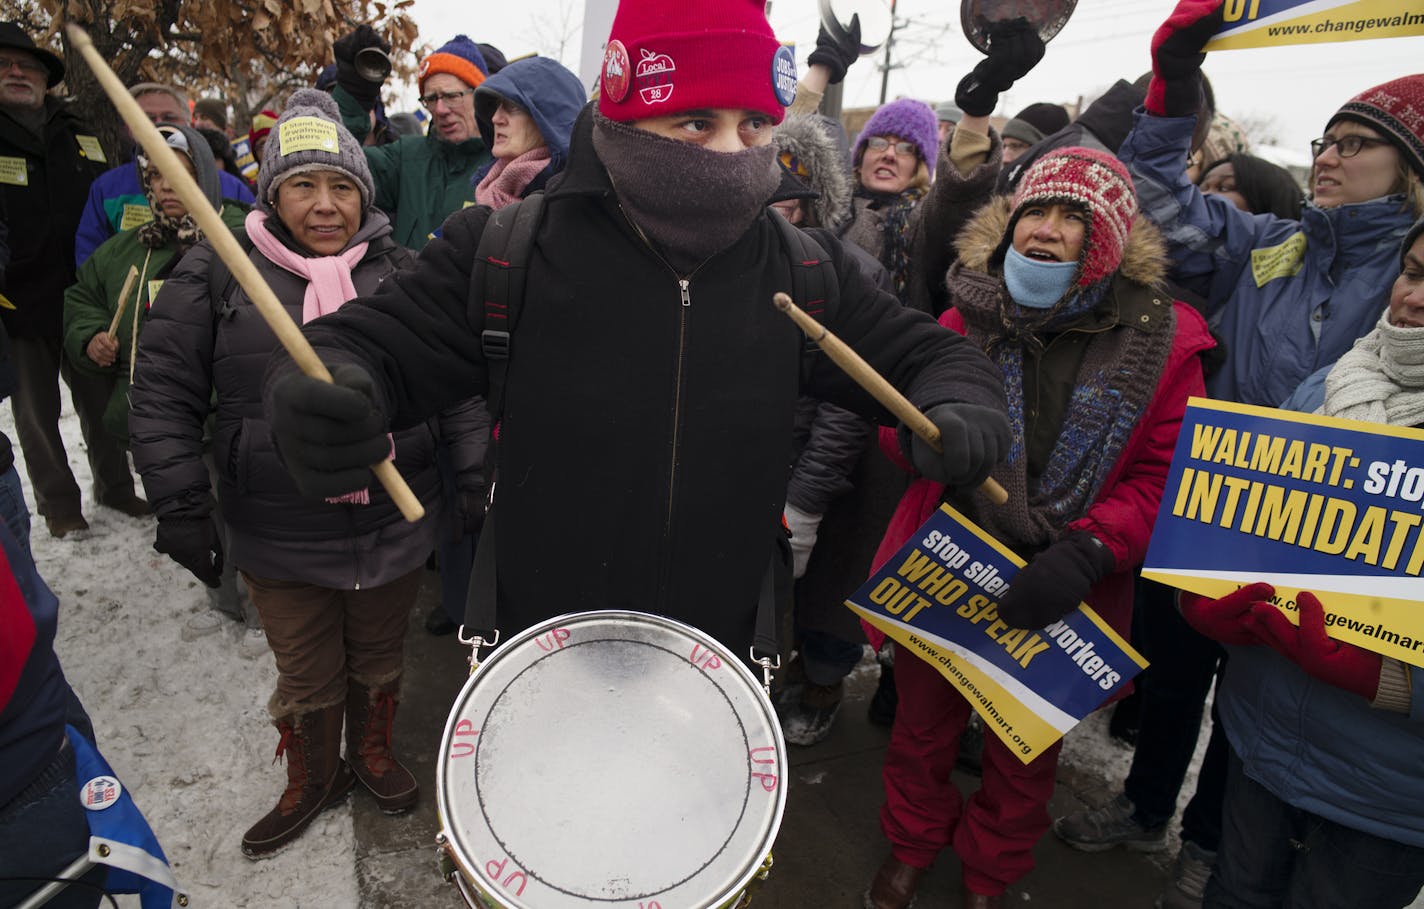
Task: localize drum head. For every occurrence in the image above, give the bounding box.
[961,0,1078,53]
[437,612,788,909]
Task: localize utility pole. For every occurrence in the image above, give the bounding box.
[878,0,898,104]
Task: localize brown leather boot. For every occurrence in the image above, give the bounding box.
[961,886,1003,909]
[346,674,418,813]
[863,853,928,909]
[241,702,353,859]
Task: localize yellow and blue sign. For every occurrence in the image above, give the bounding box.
[1143,398,1424,667]
[846,503,1145,764]
[1205,0,1424,50]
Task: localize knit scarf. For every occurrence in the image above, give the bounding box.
[952,264,1174,550]
[138,179,204,252]
[245,210,383,505]
[592,112,781,274]
[855,185,926,302]
[1321,312,1424,427]
[475,147,551,210]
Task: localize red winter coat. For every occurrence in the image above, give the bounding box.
[867,203,1214,650]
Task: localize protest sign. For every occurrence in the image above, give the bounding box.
[1204,0,1424,51]
[846,504,1144,763]
[1143,398,1424,667]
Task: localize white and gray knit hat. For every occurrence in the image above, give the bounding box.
[257,88,375,212]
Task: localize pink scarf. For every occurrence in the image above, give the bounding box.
[245,209,387,505]
[245,210,369,324]
[474,147,551,210]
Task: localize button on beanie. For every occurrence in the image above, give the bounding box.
[1327,74,1424,181]
[853,98,939,178]
[419,35,489,93]
[257,88,375,213]
[597,0,793,124]
[1007,146,1138,287]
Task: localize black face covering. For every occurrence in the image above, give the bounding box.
[592,111,781,274]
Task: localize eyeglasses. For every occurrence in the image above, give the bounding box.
[866,136,918,158]
[420,88,475,110]
[0,55,44,76]
[1310,134,1390,159]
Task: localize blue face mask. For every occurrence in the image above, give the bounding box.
[1003,246,1079,309]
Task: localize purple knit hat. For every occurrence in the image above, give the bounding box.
[854,98,939,178]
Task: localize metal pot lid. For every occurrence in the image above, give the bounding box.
[961,0,1078,53]
[817,0,894,56]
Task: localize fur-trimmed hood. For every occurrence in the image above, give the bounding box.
[953,194,1170,289]
[773,114,853,231]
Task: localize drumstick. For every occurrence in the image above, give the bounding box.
[66,24,424,523]
[773,292,1009,506]
[105,264,140,339]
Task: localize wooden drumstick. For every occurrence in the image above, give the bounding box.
[66,24,424,523]
[773,292,1009,506]
[105,264,139,340]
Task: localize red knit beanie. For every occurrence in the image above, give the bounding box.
[598,0,796,124]
[1327,74,1424,181]
[1010,147,1138,287]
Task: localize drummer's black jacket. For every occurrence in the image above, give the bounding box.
[280,108,1006,653]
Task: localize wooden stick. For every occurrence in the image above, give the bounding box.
[105,264,139,339]
[773,292,1009,506]
[66,23,424,522]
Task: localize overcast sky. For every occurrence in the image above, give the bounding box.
[400,0,1421,158]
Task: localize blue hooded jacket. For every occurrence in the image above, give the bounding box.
[471,56,587,194]
[1119,109,1415,409]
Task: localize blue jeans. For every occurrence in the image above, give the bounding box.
[0,463,33,563]
[0,739,104,909]
[1205,748,1424,908]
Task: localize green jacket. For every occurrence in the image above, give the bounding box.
[335,86,491,250]
[62,201,248,442]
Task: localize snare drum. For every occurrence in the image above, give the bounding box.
[436,611,788,909]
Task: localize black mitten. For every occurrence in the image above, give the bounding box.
[901,403,1011,488]
[954,18,1046,117]
[455,487,487,541]
[996,531,1115,629]
[154,516,223,588]
[267,363,390,498]
[332,25,390,110]
[807,14,861,86]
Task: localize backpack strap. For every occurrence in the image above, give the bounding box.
[768,212,838,387]
[471,193,546,420]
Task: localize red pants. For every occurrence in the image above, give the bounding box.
[879,641,1062,896]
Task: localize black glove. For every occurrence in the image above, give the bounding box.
[807,14,861,86]
[154,516,223,588]
[996,531,1115,629]
[333,25,390,110]
[954,18,1046,117]
[268,363,390,498]
[454,487,487,541]
[1145,0,1223,116]
[903,403,1010,488]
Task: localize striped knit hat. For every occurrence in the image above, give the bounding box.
[1327,74,1424,181]
[418,35,488,93]
[1007,146,1138,287]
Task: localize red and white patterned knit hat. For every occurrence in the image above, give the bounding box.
[1009,147,1138,287]
[1327,74,1424,181]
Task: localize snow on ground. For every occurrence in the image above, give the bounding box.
[6,401,358,907]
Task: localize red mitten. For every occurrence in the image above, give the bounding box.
[1249,591,1382,701]
[1145,0,1225,116]
[1177,582,1274,646]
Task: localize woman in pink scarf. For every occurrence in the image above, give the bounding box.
[129,88,488,859]
[471,56,586,210]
